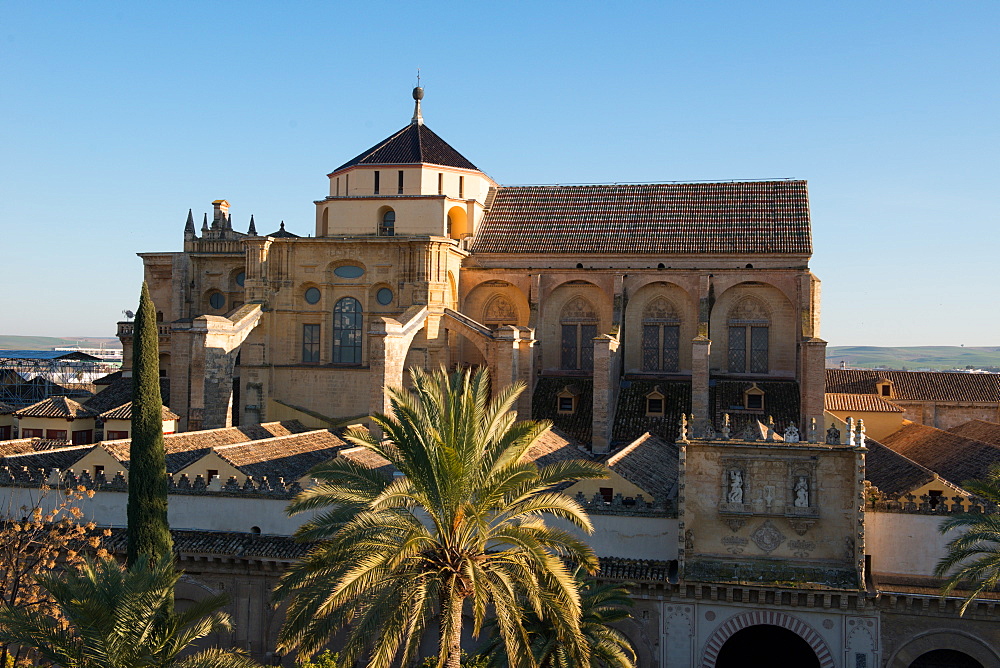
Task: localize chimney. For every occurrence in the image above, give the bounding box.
[212,200,230,224]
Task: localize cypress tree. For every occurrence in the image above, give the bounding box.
[126,281,173,567]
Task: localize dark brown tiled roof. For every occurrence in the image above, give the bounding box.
[532,377,593,445]
[1,444,93,471]
[947,420,1000,446]
[214,430,348,480]
[98,403,181,421]
[93,371,122,386]
[332,123,478,173]
[605,433,679,504]
[0,438,47,457]
[825,393,904,413]
[337,446,397,479]
[103,528,309,560]
[881,422,1000,489]
[14,396,97,419]
[711,379,800,434]
[472,181,811,255]
[84,375,171,414]
[864,438,936,496]
[826,369,1000,403]
[525,427,591,467]
[612,380,690,445]
[103,421,311,472]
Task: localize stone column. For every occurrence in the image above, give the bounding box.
[516,327,536,418]
[799,337,827,433]
[691,335,712,430]
[592,334,621,454]
[492,325,520,398]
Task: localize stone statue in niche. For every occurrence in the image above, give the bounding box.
[794,476,809,507]
[826,424,841,445]
[728,470,744,503]
[763,485,775,510]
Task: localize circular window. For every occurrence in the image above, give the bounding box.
[236,271,246,287]
[304,287,321,304]
[334,265,365,279]
[376,288,393,305]
[209,292,225,309]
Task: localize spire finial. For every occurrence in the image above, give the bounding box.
[411,70,424,126]
[248,214,257,236]
[184,208,196,236]
[201,213,209,233]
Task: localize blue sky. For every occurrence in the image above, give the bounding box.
[1,1,997,346]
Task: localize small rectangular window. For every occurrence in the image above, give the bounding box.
[302,324,321,363]
[459,175,465,199]
[94,465,105,476]
[646,398,664,415]
[107,430,129,440]
[599,487,614,503]
[373,171,380,195]
[928,489,943,508]
[398,170,404,194]
[21,429,43,438]
[881,385,891,396]
[438,173,443,195]
[207,469,219,481]
[746,394,764,410]
[46,429,67,440]
[345,174,349,195]
[558,396,575,413]
[336,177,340,196]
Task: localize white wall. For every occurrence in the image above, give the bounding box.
[866,511,951,577]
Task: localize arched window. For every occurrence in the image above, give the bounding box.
[727,297,769,374]
[379,210,395,236]
[560,297,598,372]
[641,297,680,372]
[333,297,363,364]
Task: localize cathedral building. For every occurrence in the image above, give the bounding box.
[107,89,1000,666]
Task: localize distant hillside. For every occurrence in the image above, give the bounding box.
[0,335,122,351]
[827,346,1000,371]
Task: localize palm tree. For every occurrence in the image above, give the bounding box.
[483,570,637,668]
[274,367,609,668]
[935,465,1000,615]
[0,554,260,668]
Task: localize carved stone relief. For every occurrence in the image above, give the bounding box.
[750,520,786,553]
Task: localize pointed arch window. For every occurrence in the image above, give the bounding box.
[641,297,681,372]
[560,297,598,372]
[483,295,517,330]
[728,297,769,374]
[333,297,363,364]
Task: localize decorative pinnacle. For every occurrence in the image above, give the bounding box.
[201,213,209,233]
[411,73,424,126]
[184,208,195,235]
[248,214,257,236]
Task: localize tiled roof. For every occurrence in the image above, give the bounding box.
[826,369,1000,403]
[14,396,97,419]
[332,123,478,173]
[525,427,591,467]
[102,421,311,472]
[0,400,14,415]
[471,181,811,255]
[711,379,800,435]
[947,420,1000,447]
[1,444,93,471]
[103,528,310,560]
[864,438,936,496]
[93,370,122,386]
[214,430,348,480]
[825,393,904,413]
[881,422,1000,490]
[532,377,593,444]
[612,380,690,445]
[605,433,679,504]
[98,403,181,421]
[337,446,397,479]
[84,375,171,414]
[0,438,47,457]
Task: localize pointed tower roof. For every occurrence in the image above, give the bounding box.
[184,209,196,235]
[330,88,478,174]
[201,213,209,234]
[248,214,257,236]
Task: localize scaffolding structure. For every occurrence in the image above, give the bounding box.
[0,351,119,408]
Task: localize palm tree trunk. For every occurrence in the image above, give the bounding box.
[441,590,464,668]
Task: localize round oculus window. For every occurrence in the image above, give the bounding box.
[304,287,321,304]
[236,271,246,287]
[334,265,365,278]
[209,293,225,309]
[376,288,393,305]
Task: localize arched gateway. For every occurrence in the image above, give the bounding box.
[701,611,834,668]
